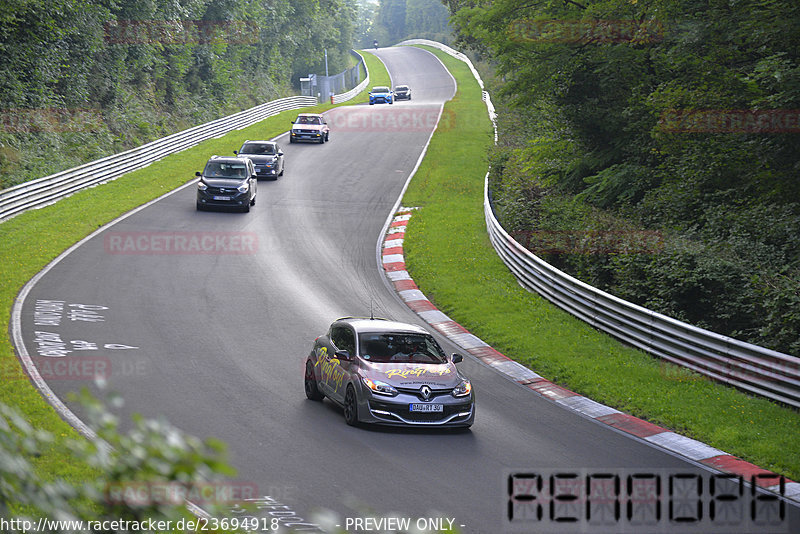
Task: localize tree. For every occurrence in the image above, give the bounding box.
[446,0,800,354]
[377,0,407,43]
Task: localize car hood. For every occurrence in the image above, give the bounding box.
[201,177,247,187]
[361,361,462,388]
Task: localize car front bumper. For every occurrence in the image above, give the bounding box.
[197,189,251,209]
[254,166,278,178]
[358,387,475,427]
[291,130,324,141]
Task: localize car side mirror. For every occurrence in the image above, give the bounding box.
[334,349,351,361]
[278,151,284,156]
[233,150,238,155]
[451,353,463,363]
[195,171,202,177]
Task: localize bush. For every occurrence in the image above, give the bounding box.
[1,388,236,531]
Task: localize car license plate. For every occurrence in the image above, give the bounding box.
[410,403,443,412]
[213,195,231,201]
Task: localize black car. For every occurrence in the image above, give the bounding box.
[196,156,257,212]
[234,140,284,179]
[394,84,411,100]
[304,317,475,428]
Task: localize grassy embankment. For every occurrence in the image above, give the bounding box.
[401,45,800,480]
[0,51,389,500]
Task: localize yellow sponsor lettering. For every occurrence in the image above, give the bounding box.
[385,367,451,379]
[317,353,346,389]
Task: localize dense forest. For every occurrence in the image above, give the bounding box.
[0,0,357,189]
[443,0,800,355]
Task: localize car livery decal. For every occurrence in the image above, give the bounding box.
[315,346,346,389]
[384,367,452,379]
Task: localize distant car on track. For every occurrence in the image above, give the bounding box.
[234,140,284,179]
[304,317,475,428]
[290,113,330,144]
[196,156,257,212]
[394,84,411,100]
[369,86,394,105]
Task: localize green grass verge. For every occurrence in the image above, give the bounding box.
[402,45,800,480]
[0,50,389,501]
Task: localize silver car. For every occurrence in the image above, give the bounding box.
[304,317,475,428]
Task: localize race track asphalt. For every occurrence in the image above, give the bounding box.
[16,46,798,533]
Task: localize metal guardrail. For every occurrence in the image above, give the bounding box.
[0,95,317,222]
[403,39,800,408]
[484,192,800,408]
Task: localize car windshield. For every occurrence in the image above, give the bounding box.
[372,86,390,93]
[358,332,447,364]
[395,86,408,91]
[296,116,320,125]
[240,143,275,155]
[204,161,248,178]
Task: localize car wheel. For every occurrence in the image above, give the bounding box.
[241,201,250,213]
[304,361,324,401]
[319,136,325,144]
[196,202,204,211]
[369,101,374,105]
[343,385,359,426]
[279,165,284,176]
[325,132,329,142]
[250,195,256,206]
[289,137,295,143]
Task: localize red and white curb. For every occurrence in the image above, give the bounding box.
[381,207,800,505]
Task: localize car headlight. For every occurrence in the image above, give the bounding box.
[197,181,208,191]
[237,183,250,193]
[363,378,397,397]
[452,379,472,397]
